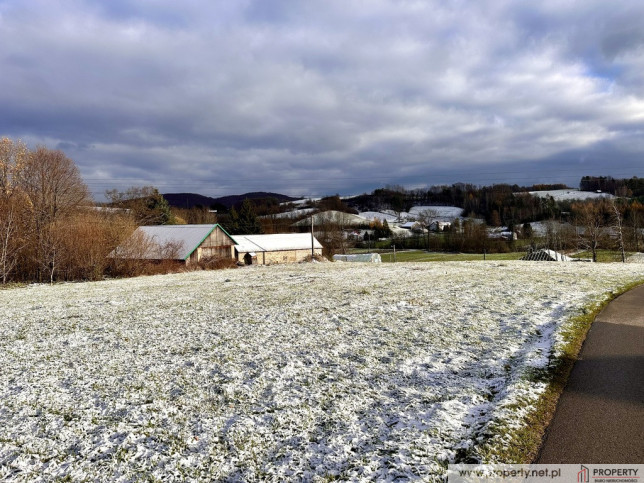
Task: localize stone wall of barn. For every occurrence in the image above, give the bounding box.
[262,248,322,265]
[236,248,322,265]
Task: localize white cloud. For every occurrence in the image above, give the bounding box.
[0,0,642,197]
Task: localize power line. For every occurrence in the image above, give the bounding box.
[81,166,644,199]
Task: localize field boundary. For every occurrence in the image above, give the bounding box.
[479,279,644,463]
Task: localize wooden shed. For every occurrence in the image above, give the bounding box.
[111,224,236,266]
[233,233,323,265]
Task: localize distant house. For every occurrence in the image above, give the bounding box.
[399,221,424,232]
[345,229,374,241]
[489,228,518,241]
[111,224,236,266]
[429,221,451,232]
[233,233,323,265]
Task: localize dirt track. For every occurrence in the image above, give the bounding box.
[536,284,644,463]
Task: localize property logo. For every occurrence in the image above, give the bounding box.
[578,465,590,483]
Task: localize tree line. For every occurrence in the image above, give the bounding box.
[579,176,644,198]
[0,138,133,283]
[0,139,208,283]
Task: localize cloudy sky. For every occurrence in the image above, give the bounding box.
[1,0,643,199]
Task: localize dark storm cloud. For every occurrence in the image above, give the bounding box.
[0,0,643,199]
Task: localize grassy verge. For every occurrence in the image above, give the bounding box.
[479,279,644,463]
[378,250,525,263]
[0,282,28,290]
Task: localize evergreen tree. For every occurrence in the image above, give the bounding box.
[237,198,262,234]
[227,206,240,234]
[106,186,174,225]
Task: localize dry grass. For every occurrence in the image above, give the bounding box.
[479,280,644,463]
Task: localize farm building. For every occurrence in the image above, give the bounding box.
[429,221,451,231]
[111,224,236,266]
[398,221,425,232]
[233,233,323,265]
[521,249,573,262]
[333,253,382,263]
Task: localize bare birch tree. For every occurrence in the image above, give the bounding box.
[0,139,31,282]
[0,194,31,283]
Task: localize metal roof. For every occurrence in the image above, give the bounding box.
[521,249,573,262]
[114,224,228,260]
[333,253,382,263]
[234,233,322,253]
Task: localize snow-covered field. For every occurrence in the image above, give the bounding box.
[360,206,463,224]
[527,189,616,201]
[408,206,464,221]
[1,262,643,481]
[262,208,317,219]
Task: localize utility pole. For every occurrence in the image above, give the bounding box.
[311,215,315,258]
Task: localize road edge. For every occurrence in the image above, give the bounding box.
[479,279,644,464]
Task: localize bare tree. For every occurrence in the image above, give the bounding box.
[0,137,28,195]
[19,146,91,281]
[39,222,65,284]
[575,201,607,263]
[21,146,90,224]
[416,209,438,251]
[0,193,31,283]
[610,199,626,263]
[0,138,31,282]
[626,202,644,252]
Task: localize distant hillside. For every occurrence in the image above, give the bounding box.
[163,192,298,210]
[162,193,221,210]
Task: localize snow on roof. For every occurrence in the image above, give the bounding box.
[399,221,420,229]
[333,253,382,263]
[114,224,224,260]
[234,233,322,253]
[522,249,573,262]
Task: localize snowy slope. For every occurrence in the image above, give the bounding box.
[1,263,643,480]
[360,206,463,224]
[527,189,616,201]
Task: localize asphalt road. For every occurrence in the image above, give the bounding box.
[536,284,644,463]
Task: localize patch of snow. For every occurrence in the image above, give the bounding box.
[263,208,317,219]
[358,211,399,223]
[627,253,644,264]
[408,206,464,221]
[359,206,464,224]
